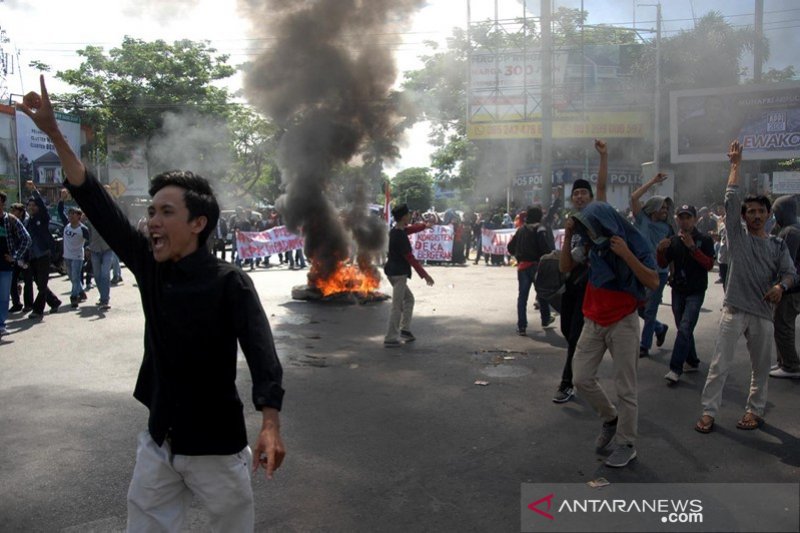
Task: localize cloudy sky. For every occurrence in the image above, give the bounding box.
[2,0,797,173]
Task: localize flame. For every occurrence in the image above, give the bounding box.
[311,260,381,297]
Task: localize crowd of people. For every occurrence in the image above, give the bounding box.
[6,75,800,533]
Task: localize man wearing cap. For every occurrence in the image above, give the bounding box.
[553,139,607,403]
[656,204,715,384]
[383,203,434,347]
[630,172,674,358]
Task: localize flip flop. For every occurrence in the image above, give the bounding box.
[736,412,763,430]
[694,415,714,434]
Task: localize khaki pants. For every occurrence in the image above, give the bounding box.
[127,431,254,533]
[385,275,414,342]
[573,312,640,446]
[701,306,774,418]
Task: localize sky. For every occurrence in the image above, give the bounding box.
[1,0,797,175]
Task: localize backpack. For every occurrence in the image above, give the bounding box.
[534,250,566,313]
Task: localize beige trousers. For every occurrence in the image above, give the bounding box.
[385,275,415,342]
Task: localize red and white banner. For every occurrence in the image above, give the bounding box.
[236,226,304,259]
[410,225,454,261]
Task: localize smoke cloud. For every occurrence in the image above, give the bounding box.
[240,0,425,281]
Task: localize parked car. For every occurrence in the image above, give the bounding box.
[48,219,66,275]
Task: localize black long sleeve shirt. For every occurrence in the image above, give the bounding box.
[66,171,284,455]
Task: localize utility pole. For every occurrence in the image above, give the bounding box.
[754,0,764,82]
[541,0,553,205]
[639,2,661,174]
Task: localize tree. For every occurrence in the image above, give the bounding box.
[391,167,433,211]
[54,37,235,141]
[226,104,283,204]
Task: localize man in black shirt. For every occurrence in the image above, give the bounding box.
[19,76,286,532]
[656,204,715,384]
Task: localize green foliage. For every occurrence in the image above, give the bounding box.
[391,167,433,211]
[226,105,283,204]
[54,36,235,139]
[760,66,797,84]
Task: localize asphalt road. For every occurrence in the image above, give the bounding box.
[1,259,798,532]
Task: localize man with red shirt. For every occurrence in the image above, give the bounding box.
[569,202,659,468]
[383,203,434,347]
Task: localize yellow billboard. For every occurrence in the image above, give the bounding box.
[467,111,649,140]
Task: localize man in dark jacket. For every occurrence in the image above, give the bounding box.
[23,180,62,319]
[507,205,554,336]
[20,75,286,532]
[656,204,716,384]
[770,195,800,379]
[383,203,434,347]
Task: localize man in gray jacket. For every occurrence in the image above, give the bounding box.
[695,141,797,433]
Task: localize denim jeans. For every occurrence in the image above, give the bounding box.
[669,290,704,374]
[0,270,12,330]
[92,249,114,304]
[65,258,83,299]
[640,271,668,350]
[111,253,122,280]
[517,264,550,331]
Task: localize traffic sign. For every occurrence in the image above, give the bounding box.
[108,179,127,197]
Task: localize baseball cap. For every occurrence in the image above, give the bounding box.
[676,204,697,217]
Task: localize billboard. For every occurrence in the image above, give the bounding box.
[16,110,81,185]
[670,81,800,163]
[107,135,150,197]
[468,45,648,140]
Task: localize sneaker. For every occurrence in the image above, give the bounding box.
[110,278,123,286]
[70,297,79,309]
[639,347,649,358]
[49,301,62,314]
[595,417,618,452]
[683,362,700,373]
[605,444,637,468]
[517,328,526,336]
[656,325,668,347]
[769,367,800,379]
[664,370,680,384]
[383,339,402,348]
[28,311,43,320]
[542,316,556,328]
[771,363,780,371]
[97,301,111,311]
[400,330,416,342]
[0,327,8,337]
[552,387,574,404]
[22,306,32,313]
[8,304,23,313]
[79,292,87,302]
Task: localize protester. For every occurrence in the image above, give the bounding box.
[8,202,32,313]
[656,204,715,384]
[383,203,434,347]
[24,180,62,319]
[62,206,90,308]
[630,172,674,358]
[19,76,286,531]
[769,195,800,379]
[553,139,608,403]
[569,201,659,468]
[507,205,554,336]
[695,140,796,434]
[0,191,32,338]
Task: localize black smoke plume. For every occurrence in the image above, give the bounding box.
[240,0,425,281]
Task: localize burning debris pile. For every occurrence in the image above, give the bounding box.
[241,0,424,299]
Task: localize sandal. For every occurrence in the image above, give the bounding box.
[736,412,763,430]
[694,415,714,434]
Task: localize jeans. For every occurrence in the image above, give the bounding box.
[517,264,550,331]
[640,271,668,350]
[91,249,113,304]
[111,253,122,281]
[701,306,774,418]
[65,258,83,299]
[668,290,705,374]
[0,270,12,330]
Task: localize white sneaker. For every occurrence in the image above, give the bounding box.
[664,370,680,384]
[769,367,800,379]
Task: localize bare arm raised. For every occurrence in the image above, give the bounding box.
[15,75,86,187]
[726,140,742,187]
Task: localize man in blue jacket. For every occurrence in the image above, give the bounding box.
[569,202,659,468]
[23,180,62,319]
